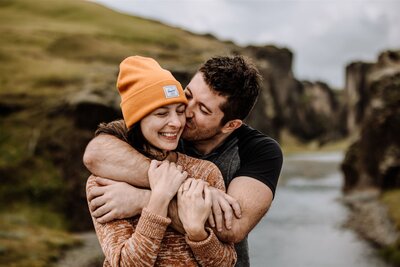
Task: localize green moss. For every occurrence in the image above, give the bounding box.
[382,190,400,230]
[379,241,400,267]
[0,208,80,267]
[280,129,351,155]
[380,190,400,266]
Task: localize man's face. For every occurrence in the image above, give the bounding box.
[182,72,227,142]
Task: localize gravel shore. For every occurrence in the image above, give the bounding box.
[54,232,103,267]
[341,189,399,247]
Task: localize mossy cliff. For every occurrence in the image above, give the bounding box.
[341,50,400,266]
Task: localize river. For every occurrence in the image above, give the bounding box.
[248,152,389,267]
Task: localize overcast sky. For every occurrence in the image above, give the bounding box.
[92,0,400,89]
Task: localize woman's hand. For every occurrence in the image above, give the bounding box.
[146,160,188,217]
[177,178,212,241]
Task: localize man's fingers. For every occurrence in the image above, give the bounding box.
[208,213,216,228]
[212,197,223,232]
[219,197,233,230]
[89,195,107,212]
[204,185,211,205]
[92,203,111,218]
[95,177,116,186]
[87,186,105,202]
[225,194,242,218]
[96,211,116,224]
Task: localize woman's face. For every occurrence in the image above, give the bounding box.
[140,103,186,152]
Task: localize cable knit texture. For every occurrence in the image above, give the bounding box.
[86,135,237,266]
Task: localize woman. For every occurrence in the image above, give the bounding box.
[86,56,236,266]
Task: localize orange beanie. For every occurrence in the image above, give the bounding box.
[117,56,188,129]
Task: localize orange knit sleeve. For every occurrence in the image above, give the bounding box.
[186,227,237,267]
[86,176,170,267]
[176,155,237,266]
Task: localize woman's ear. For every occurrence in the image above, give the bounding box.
[221,119,242,134]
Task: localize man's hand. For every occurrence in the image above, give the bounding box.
[87,176,150,223]
[208,187,241,232]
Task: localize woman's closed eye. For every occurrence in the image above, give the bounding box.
[155,112,168,117]
[177,108,185,115]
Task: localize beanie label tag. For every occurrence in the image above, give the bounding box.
[163,85,179,98]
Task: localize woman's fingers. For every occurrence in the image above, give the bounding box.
[204,185,211,206]
[148,159,159,173]
[182,178,194,192]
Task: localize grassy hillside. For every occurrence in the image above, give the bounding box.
[0,0,239,265]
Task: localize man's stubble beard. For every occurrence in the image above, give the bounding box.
[181,121,223,143]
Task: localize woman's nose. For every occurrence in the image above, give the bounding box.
[168,113,182,127]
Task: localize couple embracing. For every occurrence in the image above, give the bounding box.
[84,55,282,266]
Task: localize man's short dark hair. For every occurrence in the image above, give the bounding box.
[199,55,261,125]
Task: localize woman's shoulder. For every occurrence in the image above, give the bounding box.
[176,152,217,171]
[176,153,225,190]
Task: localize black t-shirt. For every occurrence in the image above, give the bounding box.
[233,124,283,196]
[182,124,283,196]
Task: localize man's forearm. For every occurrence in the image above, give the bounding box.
[213,216,250,243]
[215,176,273,244]
[83,134,150,187]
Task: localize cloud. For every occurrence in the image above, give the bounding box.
[92,0,400,88]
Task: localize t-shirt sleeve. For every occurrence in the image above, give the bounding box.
[235,131,283,197]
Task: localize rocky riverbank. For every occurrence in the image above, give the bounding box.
[54,232,103,267]
[341,189,399,247]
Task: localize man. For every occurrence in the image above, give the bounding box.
[84,55,283,266]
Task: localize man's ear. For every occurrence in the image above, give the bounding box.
[221,119,242,134]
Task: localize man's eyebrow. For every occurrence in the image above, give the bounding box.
[185,86,212,113]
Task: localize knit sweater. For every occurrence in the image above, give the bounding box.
[86,152,237,267]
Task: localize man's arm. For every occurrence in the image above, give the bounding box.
[210,125,282,243]
[83,134,150,187]
[87,176,151,223]
[213,177,272,243]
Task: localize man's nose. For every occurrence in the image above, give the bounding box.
[185,102,194,118]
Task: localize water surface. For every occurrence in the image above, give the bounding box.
[248,152,389,267]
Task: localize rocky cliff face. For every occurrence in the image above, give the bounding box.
[243,45,345,142]
[342,50,400,192]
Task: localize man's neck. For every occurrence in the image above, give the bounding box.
[193,132,232,155]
